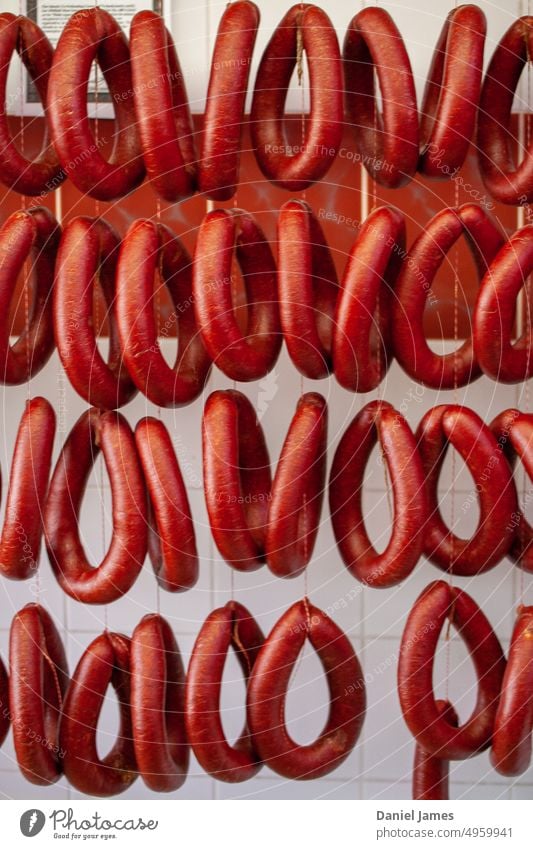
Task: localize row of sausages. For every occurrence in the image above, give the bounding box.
[0,5,532,203]
[1,394,532,603]
[2,201,532,398]
[0,589,530,797]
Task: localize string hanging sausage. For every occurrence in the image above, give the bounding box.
[416,404,517,575]
[343,6,419,188]
[60,631,138,796]
[117,218,211,406]
[130,10,196,202]
[0,656,8,748]
[392,204,505,389]
[185,601,264,782]
[44,408,148,604]
[330,400,428,588]
[398,580,506,759]
[418,5,486,179]
[251,4,343,191]
[9,603,69,785]
[247,599,365,779]
[277,199,338,379]
[131,614,189,791]
[48,8,144,201]
[473,224,533,383]
[412,700,457,800]
[198,1,259,200]
[0,207,59,385]
[477,16,533,205]
[193,208,280,382]
[0,398,55,581]
[0,13,63,195]
[135,417,198,593]
[54,216,137,410]
[491,606,533,777]
[333,205,405,392]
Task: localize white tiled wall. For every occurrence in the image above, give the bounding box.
[0,339,532,800]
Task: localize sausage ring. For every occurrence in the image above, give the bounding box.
[491,606,533,776]
[60,631,137,796]
[398,580,506,759]
[0,398,55,581]
[130,10,196,202]
[0,13,63,195]
[193,208,280,382]
[203,390,271,572]
[117,218,210,406]
[329,400,427,588]
[417,405,517,574]
[277,199,338,379]
[412,700,457,800]
[473,224,533,383]
[9,603,69,784]
[0,207,60,385]
[251,4,343,191]
[419,5,486,179]
[343,6,419,188]
[135,418,198,593]
[185,601,264,782]
[198,1,259,200]
[44,408,148,604]
[0,655,8,747]
[48,8,144,201]
[477,16,533,205]
[333,205,405,392]
[392,204,505,389]
[54,216,137,410]
[266,392,327,578]
[131,614,189,791]
[247,600,365,779]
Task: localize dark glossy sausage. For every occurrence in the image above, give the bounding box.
[247,600,365,779]
[48,8,144,200]
[0,13,63,195]
[0,398,55,581]
[0,655,8,747]
[330,400,427,587]
[44,408,148,604]
[60,631,137,796]
[130,10,196,202]
[186,601,264,782]
[54,216,137,410]
[9,604,69,784]
[251,4,343,190]
[333,205,405,392]
[135,417,198,593]
[0,207,60,385]
[117,218,210,406]
[131,614,189,791]
[413,700,457,800]
[398,580,506,759]
[417,405,517,574]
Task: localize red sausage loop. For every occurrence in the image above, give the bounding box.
[9,604,69,784]
[398,580,506,759]
[44,408,148,604]
[117,218,210,406]
[412,700,457,800]
[330,400,427,588]
[0,13,63,195]
[60,632,137,796]
[135,418,198,593]
[185,602,264,782]
[0,207,60,385]
[0,656,8,747]
[0,398,56,581]
[417,405,517,575]
[55,216,137,410]
[251,4,343,190]
[131,614,189,791]
[247,600,366,779]
[48,8,145,200]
